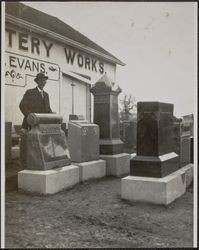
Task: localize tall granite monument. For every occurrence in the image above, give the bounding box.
[91,75,130,176]
[90,74,123,154]
[122,101,193,205]
[130,102,179,177]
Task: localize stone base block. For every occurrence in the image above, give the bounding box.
[183,163,193,188]
[75,159,106,182]
[130,152,179,178]
[18,165,79,195]
[100,153,130,177]
[12,146,20,159]
[99,139,124,155]
[121,165,192,205]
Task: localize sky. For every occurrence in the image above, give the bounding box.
[21,1,197,117]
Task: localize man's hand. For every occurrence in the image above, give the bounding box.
[18,128,27,136]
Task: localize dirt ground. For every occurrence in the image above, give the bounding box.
[5,173,193,248]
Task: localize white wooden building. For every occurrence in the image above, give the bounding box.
[5,2,124,128]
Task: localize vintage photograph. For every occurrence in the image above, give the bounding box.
[2,1,197,248]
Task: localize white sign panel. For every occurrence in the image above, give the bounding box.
[5,51,60,87]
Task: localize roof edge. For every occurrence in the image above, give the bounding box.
[6,13,126,66]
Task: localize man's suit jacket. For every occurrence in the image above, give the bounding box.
[19,87,52,129]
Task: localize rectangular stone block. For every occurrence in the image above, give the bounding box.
[182,163,193,188]
[75,159,106,182]
[130,152,179,178]
[137,102,174,156]
[100,153,130,177]
[121,166,189,205]
[68,120,99,162]
[172,121,182,156]
[18,165,79,194]
[100,139,124,155]
[180,135,191,167]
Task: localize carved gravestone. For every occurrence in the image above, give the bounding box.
[90,74,123,155]
[180,136,191,167]
[180,120,192,167]
[173,120,182,156]
[173,118,193,167]
[68,120,99,162]
[25,113,70,170]
[130,102,179,178]
[172,119,183,168]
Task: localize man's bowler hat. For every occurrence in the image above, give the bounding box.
[34,73,48,83]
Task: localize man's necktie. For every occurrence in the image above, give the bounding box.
[41,91,44,98]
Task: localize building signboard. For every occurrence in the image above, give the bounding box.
[5,51,60,87]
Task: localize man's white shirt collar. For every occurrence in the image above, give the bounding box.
[37,87,43,93]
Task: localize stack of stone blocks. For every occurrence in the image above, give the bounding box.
[121,102,193,205]
[68,118,106,182]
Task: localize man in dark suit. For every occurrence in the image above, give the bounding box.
[19,73,53,130]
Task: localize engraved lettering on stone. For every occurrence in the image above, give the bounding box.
[94,95,109,103]
[82,127,88,136]
[93,127,98,135]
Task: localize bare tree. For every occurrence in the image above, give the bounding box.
[119,93,137,120]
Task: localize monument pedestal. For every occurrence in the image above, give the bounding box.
[100,153,130,177]
[75,159,106,182]
[121,164,193,205]
[18,165,79,195]
[99,139,124,155]
[130,152,179,178]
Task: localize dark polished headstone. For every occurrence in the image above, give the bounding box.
[130,102,179,178]
[172,121,182,168]
[137,102,174,156]
[68,120,99,162]
[182,114,194,136]
[90,74,123,155]
[172,119,192,167]
[173,121,182,156]
[25,113,70,170]
[180,135,191,167]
